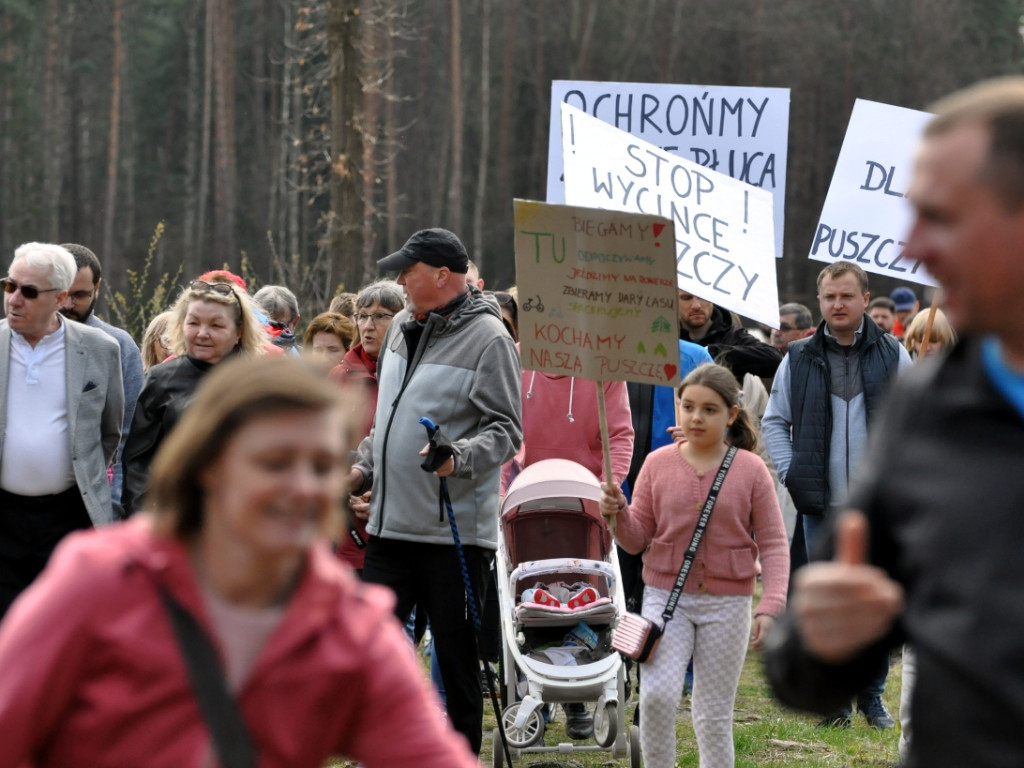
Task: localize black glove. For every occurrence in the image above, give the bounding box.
[418,417,455,473]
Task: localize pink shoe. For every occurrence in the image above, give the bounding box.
[567,586,599,610]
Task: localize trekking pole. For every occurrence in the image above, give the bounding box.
[418,417,515,767]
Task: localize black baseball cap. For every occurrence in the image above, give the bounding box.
[378,228,469,274]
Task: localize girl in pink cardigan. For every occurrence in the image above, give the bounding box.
[600,363,789,768]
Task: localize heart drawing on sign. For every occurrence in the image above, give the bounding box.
[653,223,665,246]
[664,364,677,381]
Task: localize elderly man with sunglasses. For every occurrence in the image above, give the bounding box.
[0,243,124,618]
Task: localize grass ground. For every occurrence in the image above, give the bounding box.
[477,648,903,768]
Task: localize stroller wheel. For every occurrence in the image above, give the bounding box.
[500,702,545,748]
[593,701,618,748]
[628,724,641,768]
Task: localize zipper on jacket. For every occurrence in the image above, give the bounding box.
[376,318,437,534]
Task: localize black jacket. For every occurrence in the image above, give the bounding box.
[765,336,1024,768]
[121,355,216,517]
[784,316,902,515]
[679,304,782,380]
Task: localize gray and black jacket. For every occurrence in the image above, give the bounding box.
[354,289,522,550]
[762,316,910,516]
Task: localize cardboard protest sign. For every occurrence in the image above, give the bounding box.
[809,98,937,287]
[514,199,681,387]
[547,80,789,260]
[560,103,779,328]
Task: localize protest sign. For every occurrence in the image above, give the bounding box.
[809,98,937,287]
[560,103,779,328]
[547,80,789,260]
[514,199,681,387]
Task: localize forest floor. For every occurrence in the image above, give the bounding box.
[476,646,902,768]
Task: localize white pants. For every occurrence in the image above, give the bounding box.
[899,644,915,759]
[639,586,751,768]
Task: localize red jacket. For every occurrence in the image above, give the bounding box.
[330,344,379,569]
[0,518,478,768]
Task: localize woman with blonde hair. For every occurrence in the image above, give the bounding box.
[0,355,479,768]
[121,280,266,516]
[903,307,957,360]
[140,310,174,371]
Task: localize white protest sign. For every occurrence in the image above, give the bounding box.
[809,98,936,287]
[514,199,681,387]
[547,80,789,260]
[560,103,779,328]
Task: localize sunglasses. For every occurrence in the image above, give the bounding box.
[1,278,62,300]
[487,291,518,319]
[190,280,240,305]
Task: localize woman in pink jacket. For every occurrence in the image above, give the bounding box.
[0,355,478,768]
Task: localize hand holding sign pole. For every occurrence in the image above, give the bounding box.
[596,382,616,535]
[514,199,680,535]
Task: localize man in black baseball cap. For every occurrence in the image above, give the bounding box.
[378,229,471,319]
[353,227,522,754]
[378,228,470,274]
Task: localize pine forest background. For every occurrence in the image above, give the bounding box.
[1,0,1023,332]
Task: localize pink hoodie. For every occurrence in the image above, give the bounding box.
[502,370,634,493]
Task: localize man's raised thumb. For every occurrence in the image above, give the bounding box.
[834,510,869,565]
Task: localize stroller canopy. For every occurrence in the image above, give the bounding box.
[501,459,612,566]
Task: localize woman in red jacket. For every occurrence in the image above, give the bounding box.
[0,355,478,768]
[329,279,405,573]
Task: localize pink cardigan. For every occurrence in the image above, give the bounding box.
[0,518,479,768]
[615,444,789,617]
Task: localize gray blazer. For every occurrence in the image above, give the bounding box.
[0,319,125,526]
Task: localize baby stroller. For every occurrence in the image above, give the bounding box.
[492,458,640,767]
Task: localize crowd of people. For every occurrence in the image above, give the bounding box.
[0,75,1022,768]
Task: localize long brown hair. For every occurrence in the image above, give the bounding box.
[677,363,759,451]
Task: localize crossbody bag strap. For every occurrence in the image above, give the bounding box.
[159,586,259,768]
[660,444,739,624]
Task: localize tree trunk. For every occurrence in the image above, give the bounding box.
[361,0,380,281]
[102,0,123,263]
[471,0,490,268]
[1,13,14,247]
[43,0,63,238]
[446,0,463,235]
[211,0,237,266]
[326,0,364,291]
[196,0,214,263]
[250,0,269,273]
[495,0,515,209]
[182,0,203,279]
[383,3,398,255]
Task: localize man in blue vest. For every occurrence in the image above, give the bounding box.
[762,261,911,729]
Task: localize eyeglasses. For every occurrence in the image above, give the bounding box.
[1,278,61,300]
[190,280,240,305]
[355,312,395,325]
